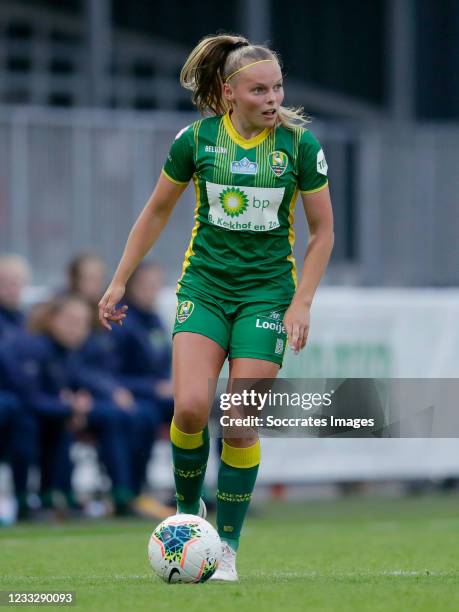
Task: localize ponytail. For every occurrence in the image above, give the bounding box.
[180,34,249,116]
[278,106,311,129]
[180,33,310,130]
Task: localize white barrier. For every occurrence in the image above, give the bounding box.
[150,287,459,485]
[146,438,459,488]
[21,286,459,487]
[158,286,459,378]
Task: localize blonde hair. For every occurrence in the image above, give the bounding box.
[180,33,310,130]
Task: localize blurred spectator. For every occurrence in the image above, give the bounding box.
[118,262,173,404]
[0,254,30,343]
[64,253,107,328]
[0,354,30,521]
[81,262,175,517]
[0,254,37,521]
[107,262,174,513]
[0,347,37,522]
[62,254,172,517]
[11,295,134,516]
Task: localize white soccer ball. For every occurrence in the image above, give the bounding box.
[148,514,222,583]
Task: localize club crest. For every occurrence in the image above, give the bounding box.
[176,300,195,323]
[268,151,288,177]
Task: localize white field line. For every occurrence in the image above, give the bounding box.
[0,574,152,583]
[251,570,458,579]
[2,570,458,584]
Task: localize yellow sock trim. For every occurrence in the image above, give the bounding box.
[170,419,203,450]
[221,440,261,469]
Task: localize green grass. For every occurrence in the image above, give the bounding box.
[1,496,459,611]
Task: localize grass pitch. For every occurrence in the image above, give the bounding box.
[1,495,459,611]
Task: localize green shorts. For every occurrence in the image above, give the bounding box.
[173,291,289,366]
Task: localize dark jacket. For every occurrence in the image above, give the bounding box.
[0,305,25,345]
[109,303,171,402]
[5,333,114,418]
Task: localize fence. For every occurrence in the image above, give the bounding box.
[0,106,458,287]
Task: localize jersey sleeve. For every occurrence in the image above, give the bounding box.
[297,130,329,194]
[162,124,195,185]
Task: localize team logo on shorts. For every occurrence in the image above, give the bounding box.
[275,338,285,355]
[268,151,288,177]
[176,300,195,323]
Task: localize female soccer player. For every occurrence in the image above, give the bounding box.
[98,33,334,581]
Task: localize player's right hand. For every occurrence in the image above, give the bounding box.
[98,283,128,330]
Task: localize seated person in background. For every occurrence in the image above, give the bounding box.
[0,254,30,343]
[0,347,37,521]
[115,262,173,413]
[84,262,175,517]
[64,253,107,328]
[12,295,134,516]
[100,263,174,511]
[0,254,37,521]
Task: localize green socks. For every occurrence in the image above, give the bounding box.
[170,420,260,551]
[216,440,261,552]
[170,419,209,515]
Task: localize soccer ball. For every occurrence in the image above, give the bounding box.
[148,514,222,583]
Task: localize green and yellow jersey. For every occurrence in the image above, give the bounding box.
[163,112,328,304]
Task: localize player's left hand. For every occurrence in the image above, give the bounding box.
[283,300,310,354]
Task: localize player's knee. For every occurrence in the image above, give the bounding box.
[173,393,208,432]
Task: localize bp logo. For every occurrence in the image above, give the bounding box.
[268,151,288,177]
[219,187,249,217]
[176,300,194,323]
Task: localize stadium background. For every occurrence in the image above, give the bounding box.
[1,0,459,513]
